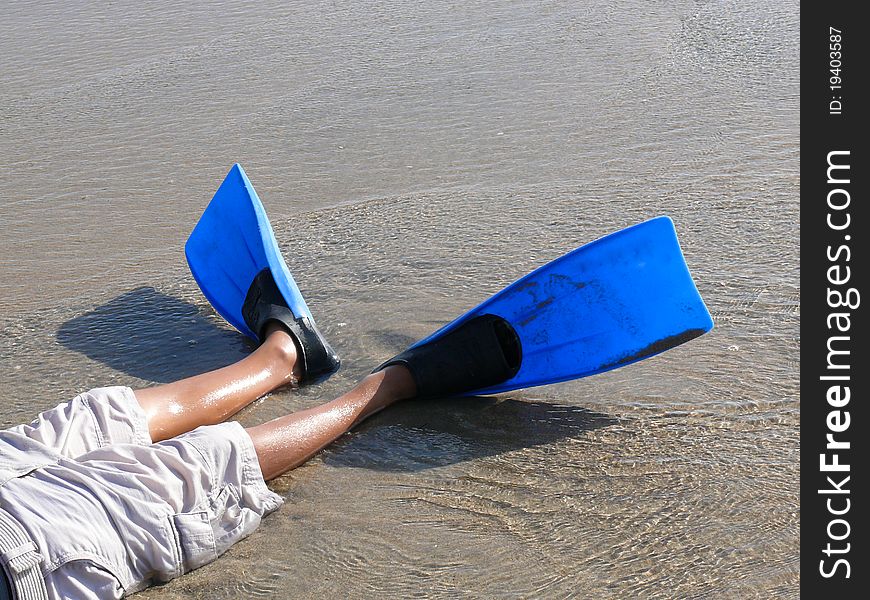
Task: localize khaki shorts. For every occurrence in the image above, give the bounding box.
[0,387,283,599]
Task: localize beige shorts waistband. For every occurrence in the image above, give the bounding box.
[0,507,49,600]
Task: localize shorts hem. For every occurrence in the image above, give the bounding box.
[114,387,153,446]
[233,422,283,511]
[184,422,283,513]
[81,386,153,448]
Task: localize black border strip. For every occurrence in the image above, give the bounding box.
[801,2,867,596]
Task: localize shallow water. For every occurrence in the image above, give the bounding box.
[0,1,798,597]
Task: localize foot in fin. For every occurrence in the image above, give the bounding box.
[378,216,713,397]
[375,314,522,398]
[243,268,340,383]
[186,163,341,384]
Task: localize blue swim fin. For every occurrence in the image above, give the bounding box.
[185,164,340,382]
[385,216,712,396]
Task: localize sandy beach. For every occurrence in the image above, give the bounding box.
[1,1,799,597]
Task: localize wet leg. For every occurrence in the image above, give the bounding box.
[247,365,417,480]
[134,323,302,441]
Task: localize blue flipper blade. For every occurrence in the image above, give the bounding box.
[414,216,713,395]
[185,164,313,340]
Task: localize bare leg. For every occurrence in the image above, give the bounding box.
[133,322,417,478]
[134,323,303,441]
[247,365,417,480]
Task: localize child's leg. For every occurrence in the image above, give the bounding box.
[134,323,302,441]
[133,315,417,478]
[246,365,417,480]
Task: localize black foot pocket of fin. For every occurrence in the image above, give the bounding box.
[242,268,341,384]
[375,314,522,398]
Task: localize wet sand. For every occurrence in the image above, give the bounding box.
[1,1,798,597]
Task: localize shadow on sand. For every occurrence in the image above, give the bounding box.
[56,287,250,383]
[323,395,618,472]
